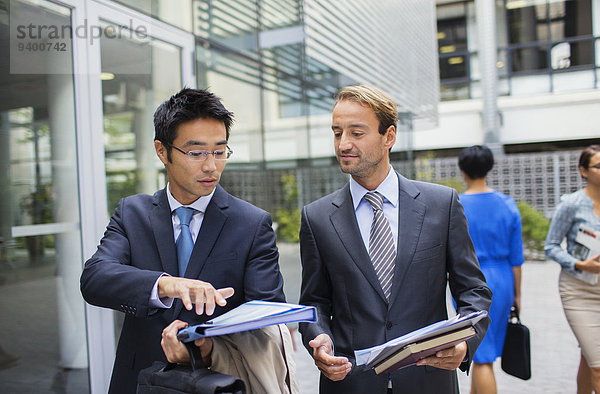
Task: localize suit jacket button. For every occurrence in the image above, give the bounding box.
[386,321,392,330]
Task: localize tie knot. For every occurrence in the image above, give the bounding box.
[364,192,384,211]
[175,206,196,226]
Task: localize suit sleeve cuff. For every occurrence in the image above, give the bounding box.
[459,347,471,373]
[149,273,174,309]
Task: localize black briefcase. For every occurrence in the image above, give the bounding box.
[137,342,246,394]
[501,306,531,380]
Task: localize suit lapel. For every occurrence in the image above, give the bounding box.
[330,184,388,303]
[390,173,426,306]
[150,189,178,276]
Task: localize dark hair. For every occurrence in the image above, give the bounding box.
[153,88,234,161]
[458,145,494,179]
[579,144,600,169]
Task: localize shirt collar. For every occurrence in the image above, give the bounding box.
[350,166,398,210]
[166,183,214,214]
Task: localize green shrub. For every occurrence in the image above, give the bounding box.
[106,170,136,214]
[435,177,465,193]
[275,174,301,243]
[517,201,550,252]
[275,208,300,243]
[413,153,465,193]
[20,184,54,224]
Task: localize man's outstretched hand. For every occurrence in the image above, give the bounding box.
[158,276,234,315]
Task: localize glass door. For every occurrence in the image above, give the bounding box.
[1,0,194,392]
[81,1,195,392]
[0,0,88,392]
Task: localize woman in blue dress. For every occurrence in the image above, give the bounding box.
[458,145,524,394]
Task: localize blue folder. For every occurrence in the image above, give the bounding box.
[177,300,317,342]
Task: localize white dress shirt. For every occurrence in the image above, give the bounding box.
[166,185,214,243]
[148,184,216,308]
[349,166,399,252]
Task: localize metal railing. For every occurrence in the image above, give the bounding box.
[439,35,599,100]
[221,150,584,218]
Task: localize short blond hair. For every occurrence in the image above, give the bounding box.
[334,84,398,135]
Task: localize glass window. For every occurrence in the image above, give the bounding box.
[305,57,338,117]
[440,53,468,80]
[438,14,468,80]
[507,3,548,72]
[196,44,263,163]
[262,48,305,118]
[100,23,182,212]
[438,17,468,53]
[509,45,548,73]
[506,0,592,73]
[507,3,547,44]
[440,82,470,101]
[98,22,183,341]
[549,2,566,40]
[437,2,469,100]
[194,0,259,59]
[1,0,89,392]
[260,0,311,161]
[113,0,193,32]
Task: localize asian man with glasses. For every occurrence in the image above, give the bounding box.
[81,88,289,394]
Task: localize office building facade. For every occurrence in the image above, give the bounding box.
[432,0,600,152]
[0,0,438,392]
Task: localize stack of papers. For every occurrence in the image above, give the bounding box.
[572,224,600,285]
[176,300,317,342]
[355,311,487,374]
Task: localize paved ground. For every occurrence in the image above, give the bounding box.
[0,243,581,393]
[278,243,580,394]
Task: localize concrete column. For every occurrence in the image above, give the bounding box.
[47,74,88,369]
[475,0,501,151]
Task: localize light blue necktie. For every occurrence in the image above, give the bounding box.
[175,207,196,277]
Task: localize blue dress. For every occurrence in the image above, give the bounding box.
[459,191,524,363]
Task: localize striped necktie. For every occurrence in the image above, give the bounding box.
[364,192,396,300]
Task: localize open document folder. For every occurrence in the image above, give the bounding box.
[355,310,487,374]
[176,300,317,342]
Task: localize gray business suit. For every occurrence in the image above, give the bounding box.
[299,172,492,394]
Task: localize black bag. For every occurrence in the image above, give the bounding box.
[137,342,246,394]
[501,306,531,380]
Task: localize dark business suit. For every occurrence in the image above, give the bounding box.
[80,185,285,394]
[299,172,492,394]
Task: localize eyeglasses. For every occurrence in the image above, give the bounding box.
[589,164,600,170]
[170,145,233,161]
